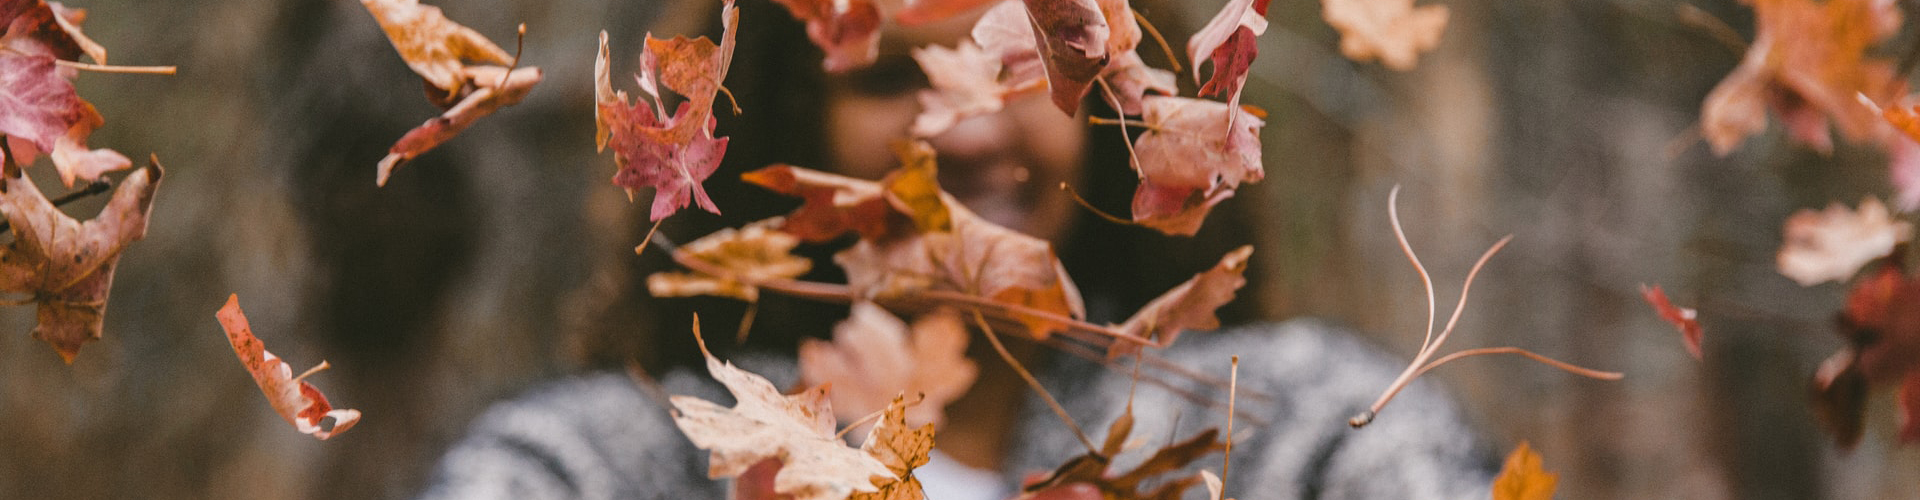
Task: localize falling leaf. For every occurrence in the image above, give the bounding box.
[741,164,899,242]
[670,327,896,500]
[361,0,543,185]
[850,395,936,500]
[1017,427,1223,500]
[1099,50,1175,116]
[1189,0,1268,106]
[1491,441,1557,500]
[1023,0,1111,115]
[647,218,812,301]
[1130,96,1265,236]
[1109,245,1251,358]
[912,41,1009,138]
[771,0,884,71]
[0,52,129,186]
[1,0,108,63]
[1777,196,1911,286]
[800,303,977,427]
[1810,258,1920,447]
[358,0,513,97]
[377,65,542,186]
[596,3,739,219]
[216,294,362,440]
[0,157,160,362]
[1639,284,1704,360]
[1321,0,1447,71]
[895,0,1002,25]
[1699,0,1902,156]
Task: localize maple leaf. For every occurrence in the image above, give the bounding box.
[216,294,362,440]
[1130,96,1265,236]
[1639,284,1704,360]
[741,164,899,242]
[1,0,107,63]
[361,0,543,186]
[648,217,812,301]
[770,0,883,71]
[0,156,159,362]
[1321,0,1447,71]
[1700,0,1902,156]
[0,51,129,187]
[595,3,739,220]
[911,41,1009,138]
[1188,0,1268,106]
[1491,441,1557,500]
[850,395,936,500]
[1777,196,1910,286]
[670,327,896,500]
[1109,245,1251,359]
[1023,0,1111,115]
[800,303,977,428]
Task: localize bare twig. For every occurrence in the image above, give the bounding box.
[1134,10,1183,73]
[973,309,1100,455]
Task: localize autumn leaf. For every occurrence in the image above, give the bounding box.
[1109,245,1251,359]
[361,0,543,186]
[1098,50,1175,116]
[850,395,936,500]
[894,0,1001,25]
[1028,0,1111,115]
[1777,196,1910,286]
[1321,0,1447,71]
[648,218,812,301]
[741,164,898,242]
[770,0,883,71]
[1808,257,1920,447]
[911,41,1009,138]
[0,156,159,362]
[359,0,513,97]
[1700,0,1902,156]
[1188,0,1268,106]
[670,325,896,500]
[1130,96,1265,236]
[1491,441,1557,500]
[1639,284,1703,360]
[800,303,977,428]
[377,65,541,186]
[1,0,108,63]
[216,294,362,440]
[0,51,129,187]
[1017,426,1224,500]
[596,3,739,220]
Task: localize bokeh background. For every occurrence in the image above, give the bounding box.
[0,0,1915,498]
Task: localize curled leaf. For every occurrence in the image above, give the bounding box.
[0,157,160,362]
[1022,0,1110,115]
[1639,284,1704,360]
[1189,0,1268,104]
[1777,196,1910,286]
[217,294,362,440]
[1131,96,1265,236]
[361,0,541,185]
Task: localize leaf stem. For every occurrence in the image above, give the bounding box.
[1059,182,1135,226]
[1134,11,1183,73]
[496,23,526,89]
[1088,116,1158,131]
[972,309,1099,455]
[1222,355,1238,481]
[54,60,177,75]
[294,361,332,384]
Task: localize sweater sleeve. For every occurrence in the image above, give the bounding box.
[1006,319,1498,500]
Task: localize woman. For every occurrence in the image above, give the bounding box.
[415,1,1495,499]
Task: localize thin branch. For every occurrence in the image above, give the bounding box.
[972,309,1100,455]
[1415,347,1625,381]
[1046,338,1270,425]
[735,299,759,344]
[1060,182,1136,226]
[1088,116,1159,131]
[1134,10,1183,73]
[54,60,176,75]
[633,218,666,257]
[1222,355,1238,481]
[0,178,115,235]
[1388,186,1439,354]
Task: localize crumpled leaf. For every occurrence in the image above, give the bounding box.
[217,294,362,440]
[771,0,883,71]
[1023,0,1110,115]
[595,3,739,219]
[1700,0,1902,156]
[648,218,812,301]
[1188,0,1268,105]
[1,0,107,63]
[1639,284,1704,360]
[1109,245,1251,358]
[800,303,977,427]
[1491,441,1557,500]
[0,157,159,362]
[1321,0,1447,71]
[670,327,896,500]
[1777,196,1910,286]
[850,395,936,500]
[377,65,541,186]
[361,0,542,186]
[1130,96,1265,236]
[0,51,129,187]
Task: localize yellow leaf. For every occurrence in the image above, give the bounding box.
[1491,441,1557,500]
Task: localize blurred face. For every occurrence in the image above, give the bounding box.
[822,30,1088,243]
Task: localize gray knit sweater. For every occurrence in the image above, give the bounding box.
[413,319,1498,500]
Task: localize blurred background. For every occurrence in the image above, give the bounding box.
[0,0,1916,498]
